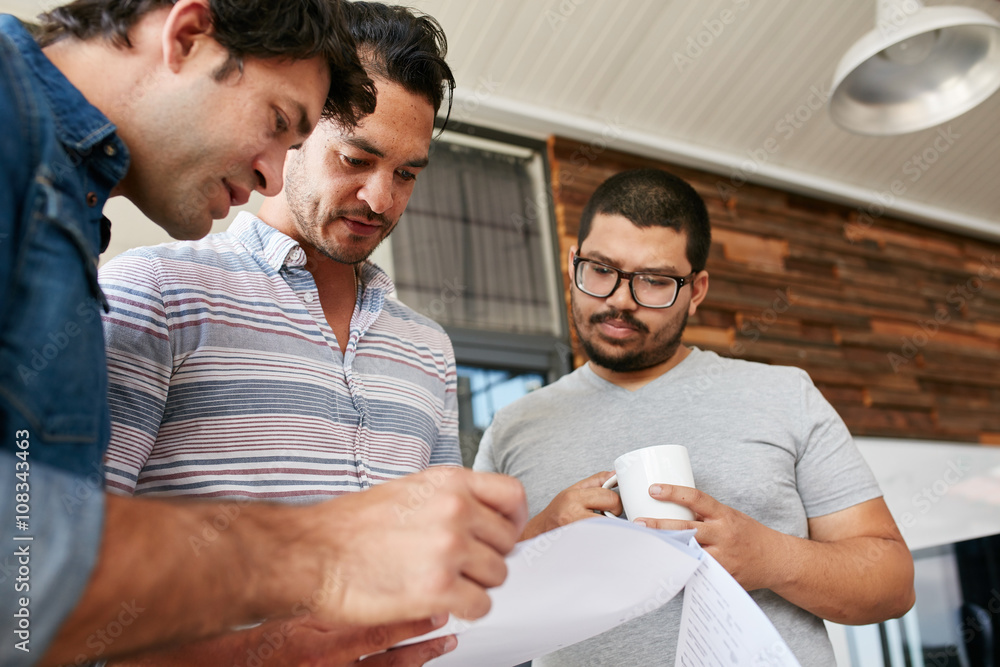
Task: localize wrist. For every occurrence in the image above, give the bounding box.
[230,502,324,620]
[520,513,547,542]
[761,529,800,593]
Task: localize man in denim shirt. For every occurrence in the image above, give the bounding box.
[0,1,527,665]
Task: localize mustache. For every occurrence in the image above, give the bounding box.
[331,206,392,228]
[590,308,649,334]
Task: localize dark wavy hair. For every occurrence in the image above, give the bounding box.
[343,2,455,124]
[578,169,712,272]
[34,0,376,128]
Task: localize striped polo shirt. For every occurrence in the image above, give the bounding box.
[100,212,460,501]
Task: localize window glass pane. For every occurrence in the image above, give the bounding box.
[391,138,561,336]
[456,365,544,467]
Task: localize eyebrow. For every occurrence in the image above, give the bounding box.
[586,250,681,274]
[343,136,430,169]
[293,101,313,138]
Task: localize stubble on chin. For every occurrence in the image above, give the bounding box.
[571,296,688,373]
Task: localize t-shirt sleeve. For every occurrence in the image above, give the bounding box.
[99,251,173,495]
[472,421,499,474]
[793,370,882,518]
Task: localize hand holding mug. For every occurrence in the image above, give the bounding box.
[601,445,696,522]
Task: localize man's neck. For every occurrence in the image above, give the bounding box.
[43,37,141,128]
[588,345,692,392]
[301,244,358,293]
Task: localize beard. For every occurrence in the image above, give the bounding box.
[295,204,396,265]
[282,161,396,265]
[573,296,688,373]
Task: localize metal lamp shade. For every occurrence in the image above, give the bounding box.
[830,4,1000,135]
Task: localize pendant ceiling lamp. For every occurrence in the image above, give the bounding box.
[829,0,1000,135]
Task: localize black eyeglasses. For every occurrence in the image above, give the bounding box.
[572,255,694,309]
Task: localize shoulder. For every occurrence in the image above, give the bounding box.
[0,31,39,205]
[490,367,588,427]
[381,297,446,334]
[681,348,812,387]
[378,298,455,355]
[100,232,247,279]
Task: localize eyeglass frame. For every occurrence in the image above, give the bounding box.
[571,254,696,309]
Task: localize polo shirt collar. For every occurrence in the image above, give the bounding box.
[229,212,396,295]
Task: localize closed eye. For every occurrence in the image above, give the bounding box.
[342,154,368,167]
[275,109,290,135]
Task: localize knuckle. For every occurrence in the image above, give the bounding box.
[463,591,492,620]
[434,492,467,520]
[423,566,456,597]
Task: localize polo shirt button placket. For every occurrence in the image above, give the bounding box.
[86,192,98,207]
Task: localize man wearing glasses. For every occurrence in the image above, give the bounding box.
[474,168,914,666]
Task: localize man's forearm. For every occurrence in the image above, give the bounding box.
[40,467,526,665]
[764,530,915,625]
[40,494,304,666]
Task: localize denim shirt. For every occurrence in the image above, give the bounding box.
[1,15,129,663]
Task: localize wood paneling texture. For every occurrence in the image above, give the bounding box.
[549,136,1000,444]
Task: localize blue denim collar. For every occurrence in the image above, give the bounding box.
[0,14,129,185]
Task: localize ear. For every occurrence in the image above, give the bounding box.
[161,0,214,73]
[567,245,578,276]
[687,270,709,317]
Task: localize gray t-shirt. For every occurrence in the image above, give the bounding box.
[474,348,881,667]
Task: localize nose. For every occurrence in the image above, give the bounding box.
[252,145,287,197]
[357,171,394,214]
[604,276,638,311]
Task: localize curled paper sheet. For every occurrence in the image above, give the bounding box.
[401,518,700,666]
[396,518,800,667]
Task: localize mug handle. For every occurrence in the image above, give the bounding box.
[601,474,619,518]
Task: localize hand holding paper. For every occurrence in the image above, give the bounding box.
[395,518,800,667]
[640,483,783,590]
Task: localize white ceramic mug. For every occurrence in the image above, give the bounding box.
[601,445,696,521]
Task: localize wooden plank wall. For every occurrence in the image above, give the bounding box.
[549,136,1000,444]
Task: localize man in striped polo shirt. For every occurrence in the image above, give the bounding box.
[97,3,521,664]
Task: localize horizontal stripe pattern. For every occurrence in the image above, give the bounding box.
[100,212,460,500]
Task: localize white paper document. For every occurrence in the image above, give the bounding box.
[400,517,800,667]
[676,539,799,667]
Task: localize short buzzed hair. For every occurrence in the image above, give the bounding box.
[578,168,712,272]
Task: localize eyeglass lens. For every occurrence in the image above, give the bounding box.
[575,260,679,307]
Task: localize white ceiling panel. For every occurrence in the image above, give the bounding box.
[406,0,1000,240]
[3,0,997,239]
